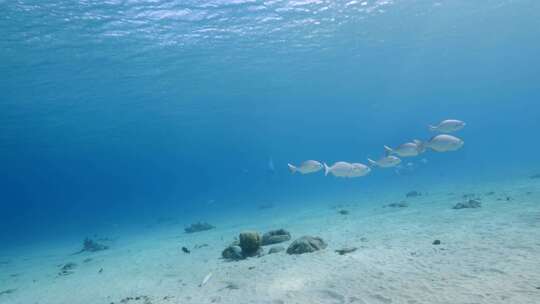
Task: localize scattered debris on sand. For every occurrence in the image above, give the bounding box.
[406,191,421,198]
[453,199,482,209]
[287,236,327,255]
[261,229,291,246]
[74,238,109,254]
[385,202,408,208]
[268,246,285,254]
[338,209,349,215]
[0,289,16,296]
[115,295,153,304]
[433,240,441,245]
[184,222,215,234]
[194,243,209,249]
[58,262,77,276]
[199,272,213,287]
[220,281,240,291]
[335,247,357,255]
[181,247,190,254]
[485,191,495,196]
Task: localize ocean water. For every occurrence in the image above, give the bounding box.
[1,0,540,303]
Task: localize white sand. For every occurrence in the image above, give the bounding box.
[1,178,539,304]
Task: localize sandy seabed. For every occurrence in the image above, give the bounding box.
[1,178,539,304]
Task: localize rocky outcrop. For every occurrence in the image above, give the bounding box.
[222,245,243,260]
[239,231,262,257]
[184,222,215,233]
[261,229,291,246]
[286,236,327,255]
[73,238,108,254]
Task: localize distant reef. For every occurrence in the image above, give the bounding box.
[73,238,109,254]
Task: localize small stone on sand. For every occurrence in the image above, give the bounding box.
[268,246,285,254]
[58,262,77,276]
[385,202,408,208]
[0,289,17,296]
[453,199,481,209]
[335,247,357,255]
[406,191,421,198]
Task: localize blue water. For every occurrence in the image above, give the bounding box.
[1,0,540,245]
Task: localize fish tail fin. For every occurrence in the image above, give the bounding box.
[287,163,297,174]
[367,158,377,167]
[323,163,331,176]
[428,125,437,132]
[413,139,426,153]
[384,145,393,156]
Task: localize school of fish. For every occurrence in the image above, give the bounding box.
[288,119,465,178]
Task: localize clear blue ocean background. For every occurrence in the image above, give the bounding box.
[1,0,539,246]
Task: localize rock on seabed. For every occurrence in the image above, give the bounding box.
[286,236,327,255]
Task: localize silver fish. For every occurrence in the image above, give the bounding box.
[324,161,353,177]
[367,155,401,168]
[324,162,370,178]
[348,163,371,177]
[422,134,464,152]
[429,119,466,133]
[384,140,424,157]
[288,160,323,174]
